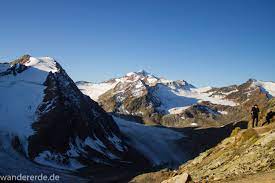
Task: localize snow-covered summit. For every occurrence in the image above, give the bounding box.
[7,55,59,74]
[121,70,159,86]
[0,55,60,137]
[24,56,59,73]
[251,79,275,97]
[77,70,196,101]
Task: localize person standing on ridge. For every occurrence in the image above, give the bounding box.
[251,104,260,128]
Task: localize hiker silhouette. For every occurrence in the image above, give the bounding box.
[251,104,260,128]
[262,110,274,126]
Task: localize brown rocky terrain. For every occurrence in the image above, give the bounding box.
[130,99,275,183]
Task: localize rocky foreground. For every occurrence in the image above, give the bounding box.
[131,124,275,183]
[130,99,275,183]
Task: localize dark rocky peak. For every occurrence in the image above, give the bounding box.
[0,55,136,170]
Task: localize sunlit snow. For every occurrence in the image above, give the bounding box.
[0,57,58,137]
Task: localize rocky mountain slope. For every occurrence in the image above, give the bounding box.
[77,71,275,127]
[130,99,275,183]
[0,55,131,167]
[0,55,155,182]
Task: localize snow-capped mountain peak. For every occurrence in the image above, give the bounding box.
[251,79,275,97]
[1,55,131,171]
[122,70,159,86]
[0,55,60,137]
[9,55,59,74]
[24,56,59,73]
[119,70,197,91]
[77,70,197,102]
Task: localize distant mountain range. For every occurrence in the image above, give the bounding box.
[77,70,275,127]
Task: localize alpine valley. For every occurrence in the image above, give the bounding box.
[1,55,275,183]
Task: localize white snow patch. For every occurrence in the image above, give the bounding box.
[190,88,237,106]
[77,81,118,101]
[195,86,212,93]
[0,57,61,137]
[154,84,198,113]
[168,107,190,114]
[24,57,58,73]
[146,76,158,85]
[252,80,275,97]
[131,80,146,97]
[34,151,85,171]
[113,116,188,166]
[135,80,144,89]
[0,68,47,136]
[155,84,237,114]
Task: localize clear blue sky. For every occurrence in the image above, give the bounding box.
[1,0,275,87]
